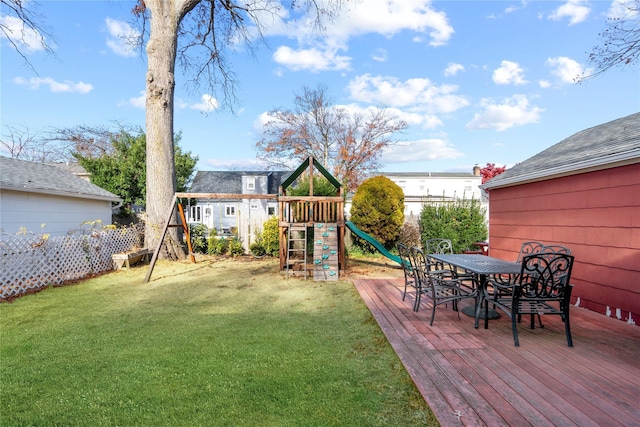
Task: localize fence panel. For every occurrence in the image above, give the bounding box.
[0,224,143,300]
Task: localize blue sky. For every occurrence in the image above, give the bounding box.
[2,0,638,174]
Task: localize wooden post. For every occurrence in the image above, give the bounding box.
[177,202,195,263]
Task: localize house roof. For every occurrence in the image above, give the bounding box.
[189,170,291,194]
[0,156,120,202]
[483,112,640,190]
[384,172,477,179]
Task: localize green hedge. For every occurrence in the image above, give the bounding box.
[419,198,487,253]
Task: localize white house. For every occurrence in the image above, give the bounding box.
[0,156,120,238]
[344,168,485,223]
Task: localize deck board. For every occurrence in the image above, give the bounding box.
[353,278,640,427]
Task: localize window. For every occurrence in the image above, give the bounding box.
[190,206,201,222]
[268,206,276,216]
[225,205,236,217]
[246,177,256,190]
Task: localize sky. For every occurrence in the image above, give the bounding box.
[1,0,639,175]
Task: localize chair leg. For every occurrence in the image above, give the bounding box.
[429,303,436,326]
[413,288,421,312]
[564,311,573,347]
[512,312,520,347]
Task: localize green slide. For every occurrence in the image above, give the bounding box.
[345,221,402,265]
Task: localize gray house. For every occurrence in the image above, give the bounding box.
[186,170,291,249]
[0,156,121,238]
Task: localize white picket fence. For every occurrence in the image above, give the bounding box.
[0,224,144,300]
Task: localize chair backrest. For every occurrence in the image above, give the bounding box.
[541,244,572,255]
[515,241,545,263]
[519,253,574,298]
[425,238,453,255]
[397,243,414,276]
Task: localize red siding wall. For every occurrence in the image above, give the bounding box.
[488,163,640,323]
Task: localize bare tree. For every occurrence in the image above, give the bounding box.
[133,0,345,259]
[0,124,65,162]
[1,0,54,72]
[579,0,640,81]
[256,85,408,192]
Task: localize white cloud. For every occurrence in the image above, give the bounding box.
[538,80,551,88]
[123,90,145,108]
[444,62,464,77]
[466,94,543,132]
[324,0,454,47]
[190,94,219,113]
[347,74,469,115]
[492,60,527,85]
[13,76,93,93]
[0,15,46,53]
[546,56,589,84]
[205,158,270,170]
[272,44,351,72]
[371,48,388,63]
[505,1,529,14]
[382,138,463,164]
[105,18,139,57]
[263,0,454,72]
[607,0,640,19]
[548,0,590,25]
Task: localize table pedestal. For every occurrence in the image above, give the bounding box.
[461,305,500,320]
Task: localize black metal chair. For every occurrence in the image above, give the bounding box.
[425,237,475,283]
[516,241,545,263]
[410,247,477,325]
[397,243,418,304]
[485,252,575,347]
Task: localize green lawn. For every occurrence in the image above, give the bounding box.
[0,257,437,426]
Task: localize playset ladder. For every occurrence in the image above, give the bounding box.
[286,224,308,279]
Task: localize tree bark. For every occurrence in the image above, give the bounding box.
[144,0,190,259]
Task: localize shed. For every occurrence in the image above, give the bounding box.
[482,112,640,323]
[0,156,120,237]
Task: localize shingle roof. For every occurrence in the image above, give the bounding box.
[0,156,120,201]
[483,112,640,189]
[384,172,476,178]
[189,170,292,194]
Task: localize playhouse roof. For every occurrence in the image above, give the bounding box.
[280,157,342,194]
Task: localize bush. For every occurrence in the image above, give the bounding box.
[249,241,266,257]
[419,198,487,253]
[189,223,209,253]
[228,238,245,257]
[350,176,404,250]
[287,175,338,196]
[261,216,280,257]
[207,236,229,255]
[399,222,421,248]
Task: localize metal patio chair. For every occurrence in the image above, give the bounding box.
[485,252,575,347]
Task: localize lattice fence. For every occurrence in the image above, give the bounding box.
[0,224,144,300]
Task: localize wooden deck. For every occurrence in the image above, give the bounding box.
[353,278,640,427]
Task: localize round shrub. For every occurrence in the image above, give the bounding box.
[350,176,404,250]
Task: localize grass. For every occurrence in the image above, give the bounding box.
[0,257,437,426]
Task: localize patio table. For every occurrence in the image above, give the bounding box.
[428,253,521,328]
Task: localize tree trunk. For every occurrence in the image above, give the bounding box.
[144,0,186,259]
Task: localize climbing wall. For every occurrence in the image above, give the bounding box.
[313,223,339,281]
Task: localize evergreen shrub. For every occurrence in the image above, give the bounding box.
[419,198,487,253]
[350,176,404,251]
